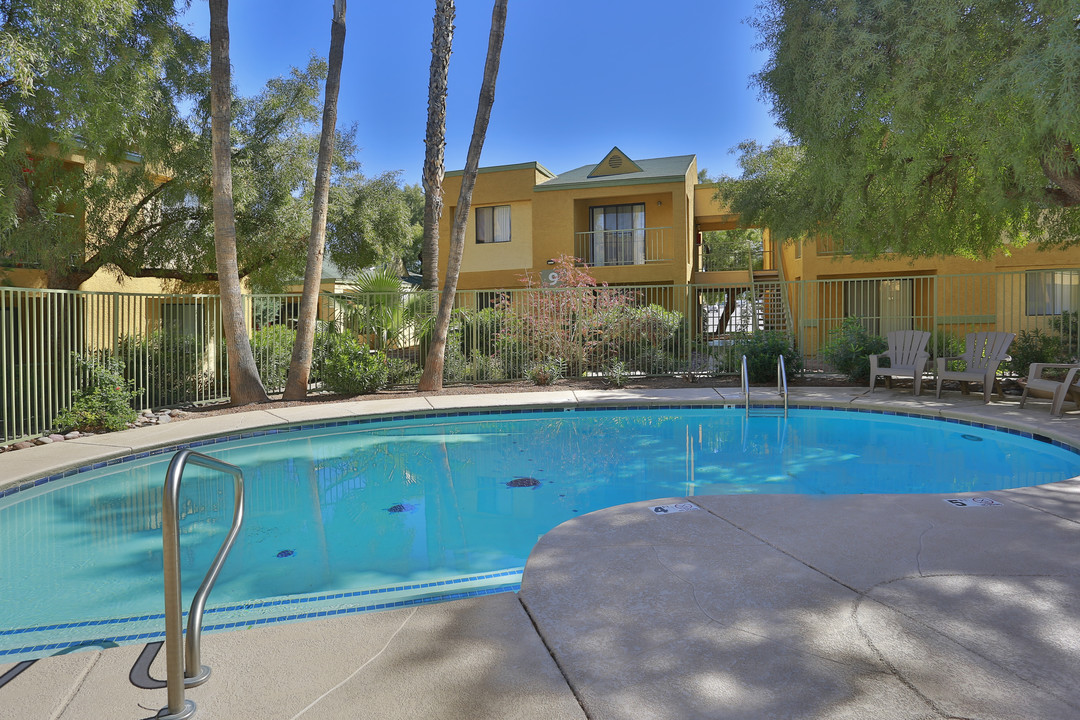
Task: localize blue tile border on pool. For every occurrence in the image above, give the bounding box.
[0,567,525,641]
[4,402,1080,500]
[0,581,522,660]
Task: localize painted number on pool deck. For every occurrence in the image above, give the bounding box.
[943,497,1004,508]
[651,503,698,514]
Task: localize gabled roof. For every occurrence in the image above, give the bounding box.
[587,146,644,178]
[536,152,695,192]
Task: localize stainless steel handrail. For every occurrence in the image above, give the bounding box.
[159,449,245,720]
[740,354,749,417]
[777,355,789,418]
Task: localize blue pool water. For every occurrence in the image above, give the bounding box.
[2,406,1079,660]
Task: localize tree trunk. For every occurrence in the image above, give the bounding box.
[418,0,507,391]
[209,0,269,405]
[283,0,347,401]
[420,0,455,291]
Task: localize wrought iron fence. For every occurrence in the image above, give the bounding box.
[4,268,1080,444]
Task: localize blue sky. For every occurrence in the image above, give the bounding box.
[180,0,782,185]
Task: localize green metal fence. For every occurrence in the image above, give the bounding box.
[4,269,1079,444]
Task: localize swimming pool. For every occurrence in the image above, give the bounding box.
[3,404,1079,661]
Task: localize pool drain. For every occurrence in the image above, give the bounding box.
[506,477,542,488]
[276,549,295,558]
[961,434,983,442]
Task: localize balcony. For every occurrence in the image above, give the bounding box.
[573,227,673,267]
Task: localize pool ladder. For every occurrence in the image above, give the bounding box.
[740,354,789,418]
[159,449,245,720]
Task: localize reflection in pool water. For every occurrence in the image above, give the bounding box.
[2,406,1078,659]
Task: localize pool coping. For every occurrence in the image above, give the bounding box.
[6,384,1080,719]
[5,384,1080,494]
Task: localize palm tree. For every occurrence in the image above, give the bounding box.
[283,0,347,400]
[209,0,268,404]
[418,0,507,391]
[421,0,455,291]
[337,267,433,352]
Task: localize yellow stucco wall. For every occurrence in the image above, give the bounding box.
[438,158,701,292]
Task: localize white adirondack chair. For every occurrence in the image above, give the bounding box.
[935,331,1016,403]
[869,330,931,395]
[1019,363,1080,417]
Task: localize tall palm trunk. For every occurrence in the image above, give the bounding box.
[418,0,507,391]
[283,0,347,400]
[420,0,455,291]
[209,0,268,405]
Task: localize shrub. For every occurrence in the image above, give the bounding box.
[614,304,686,374]
[442,327,469,382]
[730,331,804,383]
[116,330,213,407]
[320,333,388,395]
[464,354,505,382]
[458,307,503,358]
[603,359,631,388]
[526,357,565,386]
[52,354,141,433]
[385,357,421,386]
[251,324,296,391]
[495,255,638,375]
[310,320,339,383]
[822,317,887,382]
[927,330,965,361]
[1007,329,1066,376]
[1049,310,1080,360]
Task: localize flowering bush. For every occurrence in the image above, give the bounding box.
[496,255,640,375]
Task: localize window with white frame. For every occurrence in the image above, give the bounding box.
[1026,270,1080,316]
[475,205,511,243]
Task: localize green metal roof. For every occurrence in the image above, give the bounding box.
[445,161,556,179]
[535,154,696,192]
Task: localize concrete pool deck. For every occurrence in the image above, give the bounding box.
[2,385,1080,718]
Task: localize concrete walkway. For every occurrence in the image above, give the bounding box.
[2,386,1080,718]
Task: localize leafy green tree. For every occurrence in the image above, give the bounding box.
[0,0,207,288]
[327,171,420,277]
[2,50,369,291]
[702,228,764,271]
[724,1,1080,258]
[0,0,205,152]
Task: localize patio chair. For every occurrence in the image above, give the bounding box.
[869,330,931,395]
[935,331,1016,403]
[1019,363,1080,417]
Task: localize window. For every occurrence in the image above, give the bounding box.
[476,205,511,243]
[588,203,646,266]
[1026,270,1080,316]
[842,278,914,335]
[161,303,203,337]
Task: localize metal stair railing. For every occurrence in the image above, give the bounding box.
[159,449,245,720]
[741,354,750,417]
[742,354,790,419]
[777,354,789,418]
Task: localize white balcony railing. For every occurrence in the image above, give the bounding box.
[574,227,673,267]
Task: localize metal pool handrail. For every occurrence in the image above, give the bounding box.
[741,354,750,417]
[159,449,245,720]
[777,355,789,418]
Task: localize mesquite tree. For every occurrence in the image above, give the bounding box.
[722,0,1080,258]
